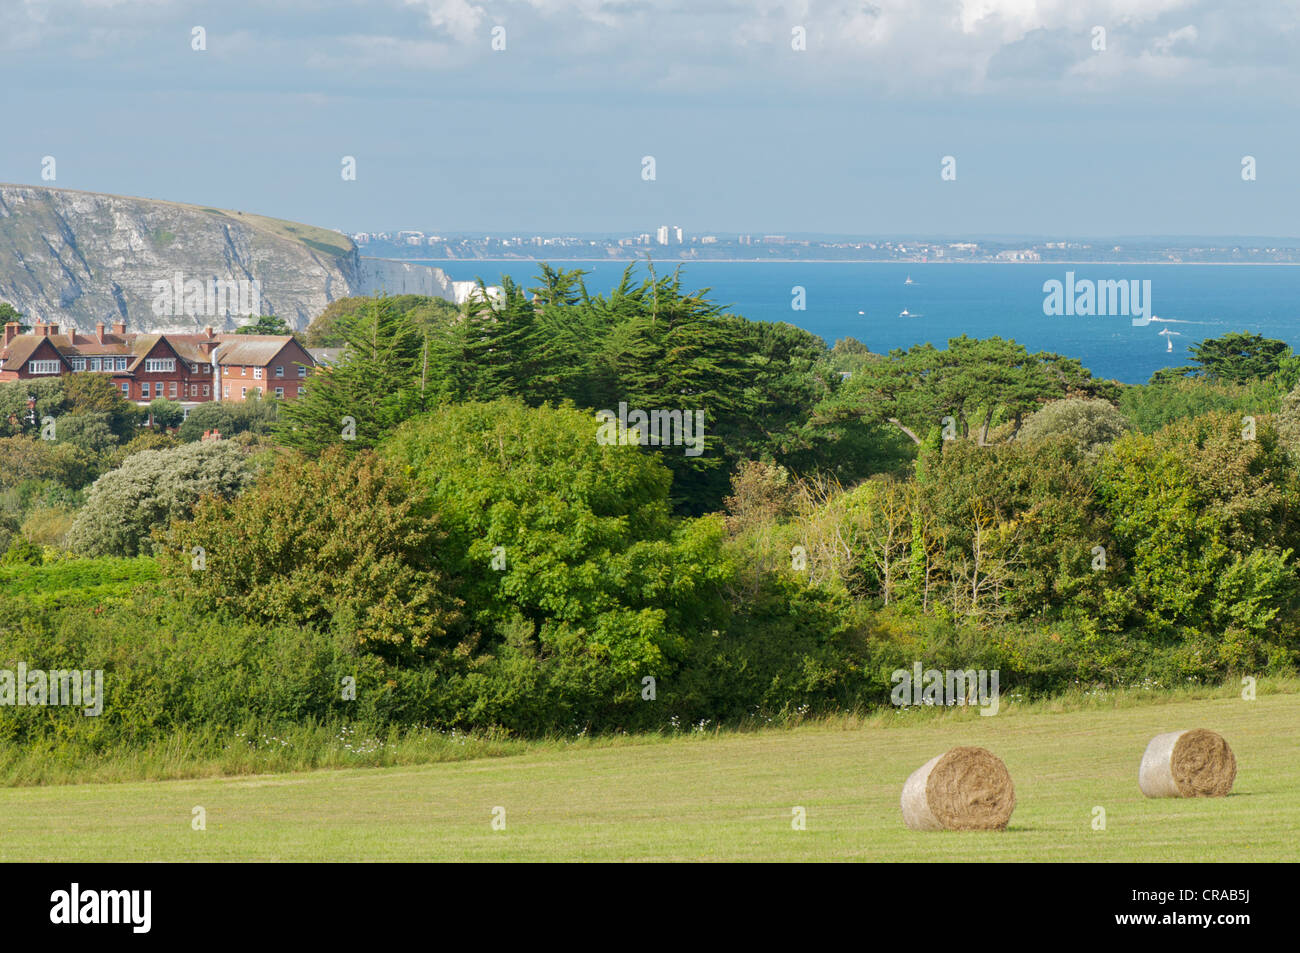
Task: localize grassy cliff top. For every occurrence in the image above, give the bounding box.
[0,182,356,260]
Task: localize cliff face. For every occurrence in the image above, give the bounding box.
[0,184,375,332]
[356,257,457,299]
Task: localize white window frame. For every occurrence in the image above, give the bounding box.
[70,358,86,371]
[253,367,263,380]
[145,358,176,373]
[28,359,60,375]
[297,364,307,378]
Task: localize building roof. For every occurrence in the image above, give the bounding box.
[307,347,344,367]
[213,336,299,367]
[0,335,64,370]
[0,328,310,375]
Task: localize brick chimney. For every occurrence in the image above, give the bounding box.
[204,326,215,339]
[3,323,19,346]
[112,320,126,335]
[96,322,106,344]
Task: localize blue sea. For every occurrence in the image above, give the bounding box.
[432,260,1300,385]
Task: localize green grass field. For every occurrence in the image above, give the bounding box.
[1,687,1294,861]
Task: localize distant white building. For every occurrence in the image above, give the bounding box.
[656,225,670,245]
[452,281,504,306]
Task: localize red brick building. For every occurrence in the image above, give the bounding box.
[0,320,315,407]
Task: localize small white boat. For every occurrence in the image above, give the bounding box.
[857,310,865,315]
[900,309,922,318]
[904,275,914,285]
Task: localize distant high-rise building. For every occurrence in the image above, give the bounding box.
[673,225,683,244]
[656,225,670,245]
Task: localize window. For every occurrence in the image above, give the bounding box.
[90,358,102,371]
[120,383,129,397]
[141,382,151,398]
[297,385,305,396]
[241,387,247,398]
[274,365,284,378]
[297,365,307,378]
[223,366,229,376]
[191,363,199,373]
[116,357,128,371]
[253,367,263,380]
[28,360,60,374]
[203,384,210,397]
[70,358,86,371]
[145,358,175,373]
[241,366,247,377]
[274,387,284,398]
[223,385,229,398]
[169,382,177,398]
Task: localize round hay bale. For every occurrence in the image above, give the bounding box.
[1139,729,1236,798]
[900,746,1016,831]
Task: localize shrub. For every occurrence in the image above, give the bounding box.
[159,447,462,659]
[66,441,256,557]
[177,397,277,442]
[1018,397,1129,457]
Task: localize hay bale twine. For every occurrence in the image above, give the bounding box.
[1139,729,1236,798]
[900,746,1016,831]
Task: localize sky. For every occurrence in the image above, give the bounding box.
[3,0,1299,237]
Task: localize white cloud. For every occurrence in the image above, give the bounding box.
[401,0,488,42]
[6,0,1300,103]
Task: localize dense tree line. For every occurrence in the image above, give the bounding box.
[3,271,1300,742]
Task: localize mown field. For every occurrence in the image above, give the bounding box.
[0,688,1295,861]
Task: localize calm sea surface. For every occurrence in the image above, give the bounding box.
[427,260,1300,385]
